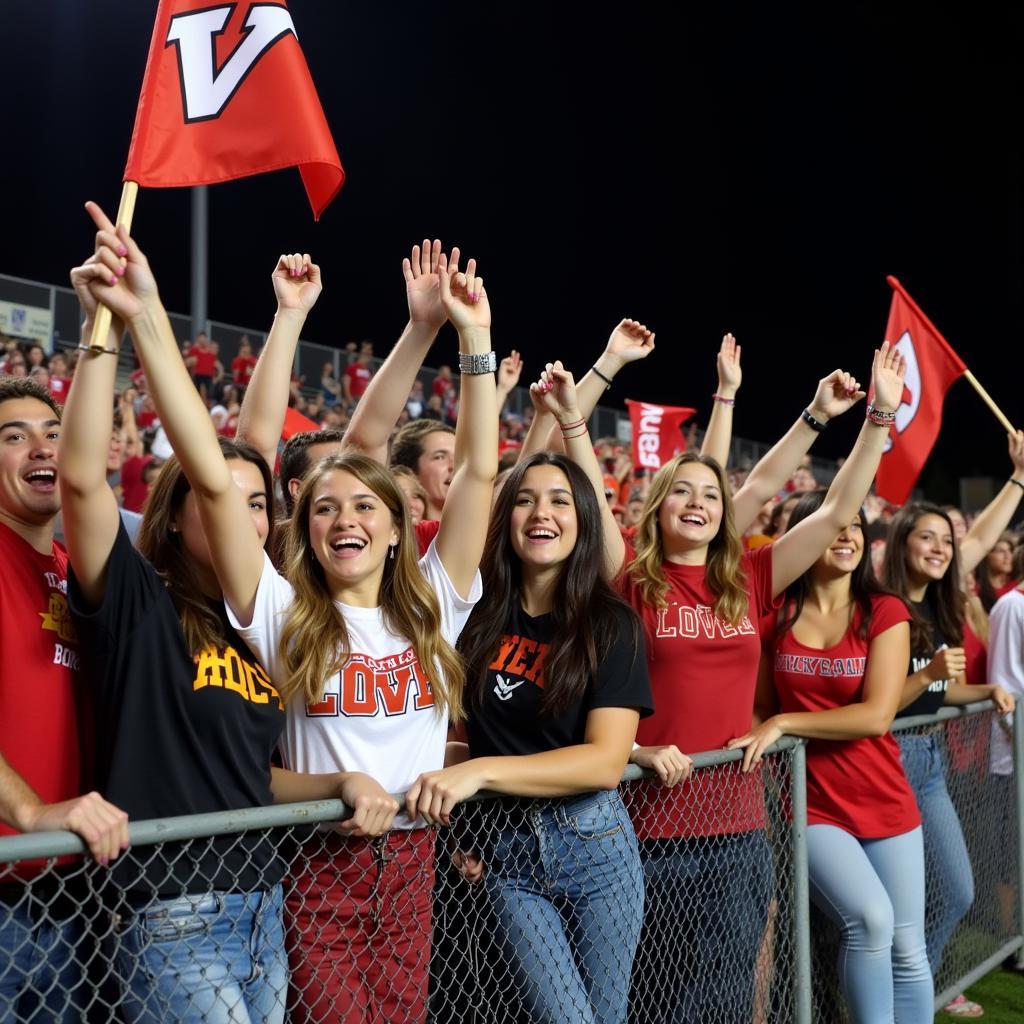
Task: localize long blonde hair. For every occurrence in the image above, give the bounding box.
[279,452,464,717]
[627,452,749,625]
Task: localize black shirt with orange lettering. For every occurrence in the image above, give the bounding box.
[68,522,285,898]
[465,603,654,758]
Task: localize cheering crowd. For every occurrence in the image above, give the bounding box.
[1,207,1023,1024]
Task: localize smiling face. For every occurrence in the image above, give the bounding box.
[904,512,955,588]
[509,464,579,574]
[0,396,61,525]
[307,468,400,597]
[657,461,724,558]
[814,514,865,577]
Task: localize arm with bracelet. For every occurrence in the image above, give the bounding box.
[700,333,741,468]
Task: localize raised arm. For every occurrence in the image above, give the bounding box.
[82,203,265,623]
[543,319,655,451]
[532,361,626,578]
[433,255,498,598]
[495,350,523,414]
[118,388,141,460]
[234,254,322,469]
[731,369,866,532]
[59,244,131,605]
[344,240,454,464]
[700,333,741,468]
[957,430,1024,574]
[729,622,910,771]
[771,344,906,597]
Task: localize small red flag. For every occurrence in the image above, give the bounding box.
[282,407,321,440]
[124,0,344,219]
[874,277,967,505]
[626,400,697,472]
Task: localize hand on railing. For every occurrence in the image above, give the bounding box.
[337,773,399,838]
[18,791,129,866]
[727,719,785,774]
[629,744,693,787]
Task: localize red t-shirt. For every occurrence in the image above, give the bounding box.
[0,524,84,876]
[617,543,778,839]
[136,409,159,429]
[48,376,71,404]
[771,593,919,838]
[232,355,257,387]
[121,455,153,513]
[345,363,372,398]
[188,345,217,377]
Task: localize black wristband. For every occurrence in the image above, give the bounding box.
[592,365,614,389]
[801,408,828,433]
[1010,478,1024,493]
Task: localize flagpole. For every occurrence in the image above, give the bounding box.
[191,185,209,345]
[888,275,1017,434]
[87,181,139,351]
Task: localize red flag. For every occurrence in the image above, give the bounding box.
[874,276,967,505]
[626,400,697,472]
[282,407,320,440]
[124,0,344,219]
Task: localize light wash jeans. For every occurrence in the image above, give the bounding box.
[898,732,975,973]
[0,891,82,1023]
[482,789,644,1024]
[115,885,287,1024]
[808,824,932,1023]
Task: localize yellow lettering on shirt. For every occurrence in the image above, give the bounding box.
[193,644,283,710]
[39,592,78,643]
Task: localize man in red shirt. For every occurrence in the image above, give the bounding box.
[185,331,217,399]
[0,375,127,1018]
[231,335,258,390]
[342,350,373,406]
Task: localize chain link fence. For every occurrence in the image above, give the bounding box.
[0,707,1019,1023]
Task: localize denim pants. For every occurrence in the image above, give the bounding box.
[808,824,932,1023]
[115,885,287,1024]
[630,829,773,1024]
[481,789,644,1024]
[898,733,974,974]
[0,889,83,1023]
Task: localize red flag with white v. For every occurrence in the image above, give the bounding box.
[626,400,696,472]
[874,277,967,505]
[124,0,343,219]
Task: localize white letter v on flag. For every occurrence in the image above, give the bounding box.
[167,4,296,123]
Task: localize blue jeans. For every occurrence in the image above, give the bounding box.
[898,733,974,974]
[481,789,644,1024]
[808,825,932,1023]
[630,829,773,1024]
[0,890,83,1023]
[115,885,287,1024]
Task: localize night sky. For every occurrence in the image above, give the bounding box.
[5,3,1023,499]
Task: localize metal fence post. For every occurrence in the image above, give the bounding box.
[1015,708,1024,968]
[791,739,812,1024]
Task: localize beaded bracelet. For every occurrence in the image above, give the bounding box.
[865,402,897,426]
[711,394,735,406]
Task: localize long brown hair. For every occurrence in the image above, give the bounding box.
[278,452,464,716]
[882,503,965,651]
[458,453,640,715]
[627,452,749,624]
[977,531,1017,612]
[136,438,275,655]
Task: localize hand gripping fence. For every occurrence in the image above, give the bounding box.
[0,704,1018,1023]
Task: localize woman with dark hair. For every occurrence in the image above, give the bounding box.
[977,531,1019,612]
[407,363,652,1024]
[60,218,296,1022]
[882,497,1017,993]
[730,490,930,1022]
[614,345,907,1022]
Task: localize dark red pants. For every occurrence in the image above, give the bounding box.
[286,829,435,1024]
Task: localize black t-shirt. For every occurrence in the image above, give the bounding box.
[465,603,654,758]
[67,523,286,897]
[895,597,952,718]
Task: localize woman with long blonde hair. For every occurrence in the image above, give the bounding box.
[84,205,496,1024]
[605,347,908,1022]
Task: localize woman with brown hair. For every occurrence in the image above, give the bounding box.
[82,204,496,1023]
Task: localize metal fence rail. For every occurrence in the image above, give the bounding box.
[0,707,1018,1023]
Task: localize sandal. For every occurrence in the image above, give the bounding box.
[943,994,984,1018]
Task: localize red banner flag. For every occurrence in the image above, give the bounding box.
[626,400,697,472]
[124,0,344,219]
[282,406,321,440]
[874,276,967,505]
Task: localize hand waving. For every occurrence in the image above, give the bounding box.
[716,333,742,395]
[438,253,490,332]
[870,340,907,413]
[403,239,459,328]
[808,369,865,422]
[605,319,656,365]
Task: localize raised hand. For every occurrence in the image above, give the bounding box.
[604,319,656,367]
[530,361,581,423]
[716,333,742,395]
[438,253,490,332]
[271,253,322,314]
[808,369,866,422]
[80,200,160,324]
[870,340,907,413]
[498,350,523,392]
[1008,429,1024,477]
[70,254,125,345]
[404,239,459,328]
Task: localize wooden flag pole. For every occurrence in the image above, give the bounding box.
[86,181,139,352]
[963,370,1017,434]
